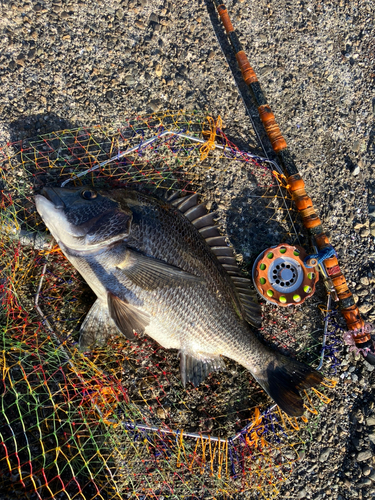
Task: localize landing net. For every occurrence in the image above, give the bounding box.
[0,111,338,499]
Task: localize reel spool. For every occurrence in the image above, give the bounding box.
[252,243,319,307]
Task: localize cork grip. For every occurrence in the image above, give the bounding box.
[287,174,366,338]
[258,105,287,153]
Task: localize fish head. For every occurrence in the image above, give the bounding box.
[34,186,133,251]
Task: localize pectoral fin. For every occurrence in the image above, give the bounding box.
[116,249,202,290]
[107,292,150,340]
[180,351,226,387]
[79,298,121,351]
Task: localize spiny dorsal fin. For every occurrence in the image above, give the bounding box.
[198,225,221,239]
[171,194,262,328]
[183,204,208,221]
[173,193,199,211]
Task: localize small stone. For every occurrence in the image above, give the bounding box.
[319,448,331,462]
[16,54,26,66]
[360,227,370,238]
[361,276,370,286]
[155,64,162,77]
[357,450,372,462]
[363,360,375,372]
[156,407,167,419]
[125,75,136,85]
[135,20,146,29]
[366,417,375,426]
[149,12,159,23]
[116,9,124,20]
[34,2,42,11]
[358,478,372,487]
[327,74,334,82]
[363,465,372,476]
[149,100,161,112]
[208,50,215,59]
[359,303,372,314]
[352,165,360,176]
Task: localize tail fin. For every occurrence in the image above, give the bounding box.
[256,355,324,416]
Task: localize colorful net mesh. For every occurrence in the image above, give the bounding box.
[0,111,337,499]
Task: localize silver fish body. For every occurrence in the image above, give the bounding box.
[35,186,322,416]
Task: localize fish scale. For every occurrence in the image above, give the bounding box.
[35,185,323,416]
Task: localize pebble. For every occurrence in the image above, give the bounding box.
[358,478,372,487]
[319,448,331,462]
[352,165,360,176]
[149,13,159,23]
[367,417,375,426]
[148,100,161,112]
[362,465,372,476]
[125,75,136,85]
[156,407,167,419]
[359,303,373,314]
[135,20,146,29]
[357,450,372,462]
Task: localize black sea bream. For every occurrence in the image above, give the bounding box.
[35,186,322,416]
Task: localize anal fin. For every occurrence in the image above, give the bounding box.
[79,298,121,351]
[180,351,225,387]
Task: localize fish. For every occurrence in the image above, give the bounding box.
[34,185,323,416]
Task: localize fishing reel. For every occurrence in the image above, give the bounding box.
[252,243,319,307]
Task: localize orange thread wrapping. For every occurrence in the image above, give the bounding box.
[294,195,313,211]
[299,206,317,218]
[342,306,366,336]
[235,51,258,84]
[258,105,287,152]
[217,5,234,33]
[326,264,340,276]
[303,216,322,230]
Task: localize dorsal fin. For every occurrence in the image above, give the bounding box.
[165,190,183,203]
[198,225,221,238]
[174,193,199,212]
[170,194,262,328]
[205,236,227,247]
[184,204,208,221]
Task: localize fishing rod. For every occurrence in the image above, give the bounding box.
[210,0,374,362]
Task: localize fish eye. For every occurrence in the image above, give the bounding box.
[81,189,97,200]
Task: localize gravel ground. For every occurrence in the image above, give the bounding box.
[0,0,375,499]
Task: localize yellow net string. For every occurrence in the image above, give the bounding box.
[200,115,223,161]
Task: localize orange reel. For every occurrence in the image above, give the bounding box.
[252,244,319,307]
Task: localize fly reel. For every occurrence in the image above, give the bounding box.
[252,243,319,307]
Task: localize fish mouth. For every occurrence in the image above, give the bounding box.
[40,187,66,209]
